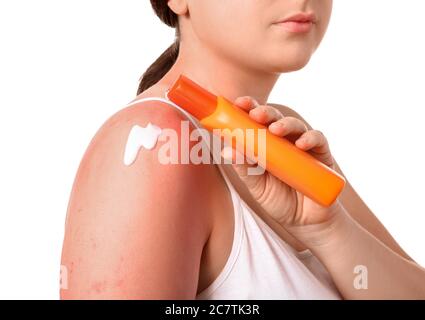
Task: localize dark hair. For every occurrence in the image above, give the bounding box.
[137,0,180,95]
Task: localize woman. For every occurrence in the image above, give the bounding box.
[60,0,425,299]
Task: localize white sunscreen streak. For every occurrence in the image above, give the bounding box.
[123,122,162,166]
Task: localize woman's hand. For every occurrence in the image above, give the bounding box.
[221,97,425,300]
[221,96,343,228]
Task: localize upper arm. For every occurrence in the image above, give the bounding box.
[269,103,413,261]
[60,101,214,299]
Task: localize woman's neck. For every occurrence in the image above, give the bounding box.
[158,41,279,105]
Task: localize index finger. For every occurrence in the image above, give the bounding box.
[234,96,260,112]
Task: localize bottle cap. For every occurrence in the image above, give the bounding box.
[167,75,217,120]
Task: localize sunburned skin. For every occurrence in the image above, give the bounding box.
[122,96,192,167]
[122,96,214,167]
[123,122,163,166]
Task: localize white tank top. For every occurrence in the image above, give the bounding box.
[126,96,342,300]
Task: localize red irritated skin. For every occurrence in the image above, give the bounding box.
[61,100,221,299]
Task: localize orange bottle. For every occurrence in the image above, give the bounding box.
[167,75,346,207]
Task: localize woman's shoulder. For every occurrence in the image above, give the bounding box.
[86,85,192,167]
[68,85,217,232]
[62,87,221,297]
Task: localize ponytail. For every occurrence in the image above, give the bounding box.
[137,39,179,95]
[137,0,180,95]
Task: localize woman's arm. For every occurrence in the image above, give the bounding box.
[230,98,424,298]
[287,202,425,299]
[269,103,413,262]
[60,102,213,299]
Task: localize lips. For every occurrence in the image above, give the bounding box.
[279,12,317,24]
[274,12,317,33]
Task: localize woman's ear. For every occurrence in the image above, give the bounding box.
[167,0,188,15]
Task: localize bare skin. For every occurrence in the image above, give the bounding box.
[60,0,425,298]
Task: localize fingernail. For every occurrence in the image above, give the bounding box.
[270,122,284,130]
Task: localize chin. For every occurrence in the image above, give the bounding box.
[257,47,313,73]
[267,56,312,73]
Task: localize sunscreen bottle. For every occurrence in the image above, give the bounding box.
[167,75,346,207]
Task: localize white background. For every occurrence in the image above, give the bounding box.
[0,0,424,299]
